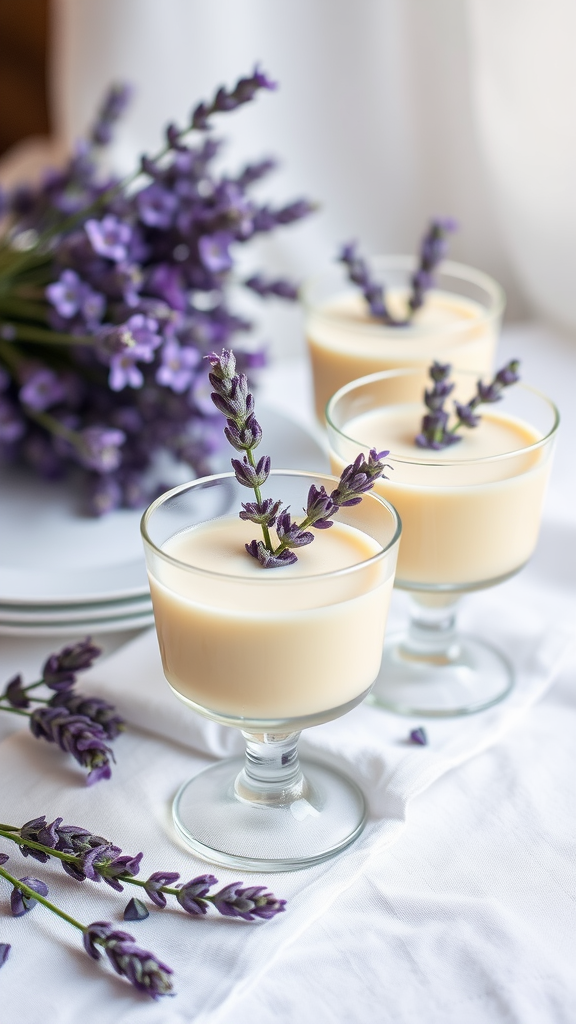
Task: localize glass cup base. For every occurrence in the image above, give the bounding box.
[369,631,514,717]
[173,756,367,872]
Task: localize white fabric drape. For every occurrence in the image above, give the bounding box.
[51,0,576,355]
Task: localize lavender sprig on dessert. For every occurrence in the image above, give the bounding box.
[415,359,521,450]
[338,217,457,325]
[206,348,390,567]
[0,639,124,784]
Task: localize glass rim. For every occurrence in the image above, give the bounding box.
[140,468,402,584]
[300,256,506,327]
[325,368,560,468]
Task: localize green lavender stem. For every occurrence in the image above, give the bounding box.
[0,863,85,933]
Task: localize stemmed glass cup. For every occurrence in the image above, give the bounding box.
[303,257,505,423]
[141,470,401,871]
[326,369,559,717]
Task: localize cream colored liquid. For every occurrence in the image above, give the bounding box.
[307,289,497,420]
[330,406,551,586]
[149,516,395,721]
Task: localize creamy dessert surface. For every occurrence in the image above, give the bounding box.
[149,516,396,720]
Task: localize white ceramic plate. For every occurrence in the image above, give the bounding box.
[0,610,155,637]
[0,595,152,624]
[0,405,328,608]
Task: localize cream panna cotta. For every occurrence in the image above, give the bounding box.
[303,258,504,422]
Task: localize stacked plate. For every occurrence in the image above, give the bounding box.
[0,405,328,637]
[0,465,154,637]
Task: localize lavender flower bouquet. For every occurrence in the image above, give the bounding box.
[0,68,312,515]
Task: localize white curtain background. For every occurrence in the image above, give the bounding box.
[49,0,576,356]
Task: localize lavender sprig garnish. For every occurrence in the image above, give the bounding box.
[0,639,124,783]
[415,359,521,450]
[338,217,457,325]
[0,817,286,921]
[0,855,173,999]
[206,348,390,567]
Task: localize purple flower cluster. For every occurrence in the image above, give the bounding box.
[83,922,174,999]
[0,69,312,514]
[0,638,124,783]
[415,359,521,449]
[338,217,457,325]
[2,815,287,923]
[208,348,390,567]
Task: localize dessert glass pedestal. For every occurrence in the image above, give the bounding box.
[303,257,505,423]
[141,470,400,870]
[326,369,559,717]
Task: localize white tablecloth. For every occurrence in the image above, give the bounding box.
[0,323,575,1023]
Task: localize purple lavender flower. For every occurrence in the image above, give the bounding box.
[409,217,458,313]
[77,426,126,473]
[337,241,394,323]
[19,368,66,411]
[3,674,30,709]
[83,922,174,999]
[49,690,125,739]
[108,315,162,391]
[136,183,178,228]
[244,274,299,300]
[124,898,149,921]
[42,638,101,691]
[143,871,181,908]
[85,215,132,262]
[275,510,314,549]
[46,269,89,319]
[191,65,277,129]
[156,338,200,393]
[175,874,218,916]
[0,943,10,968]
[330,449,390,508]
[231,454,270,488]
[245,539,298,567]
[416,360,521,449]
[91,83,133,146]
[239,497,282,526]
[10,876,49,916]
[29,706,114,785]
[211,882,286,921]
[198,231,234,273]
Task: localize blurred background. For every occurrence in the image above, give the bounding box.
[2,0,576,356]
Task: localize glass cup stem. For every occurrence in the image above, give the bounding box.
[399,593,461,665]
[234,731,307,807]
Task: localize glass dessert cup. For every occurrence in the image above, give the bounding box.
[141,470,401,871]
[302,256,505,423]
[326,369,559,717]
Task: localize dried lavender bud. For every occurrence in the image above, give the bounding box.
[10,876,49,917]
[245,540,298,568]
[29,707,113,785]
[2,674,30,709]
[41,638,101,691]
[176,875,218,916]
[244,274,298,300]
[239,497,282,526]
[337,241,394,323]
[409,218,458,313]
[416,360,521,450]
[144,871,181,909]
[83,922,174,999]
[231,454,270,488]
[409,727,428,746]
[123,898,149,921]
[275,511,314,549]
[49,691,125,740]
[330,449,390,509]
[211,883,286,921]
[0,943,10,968]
